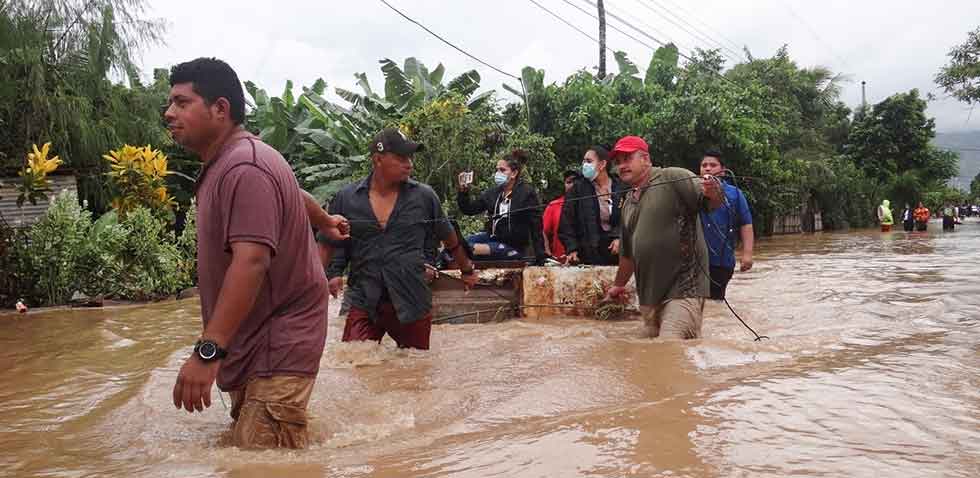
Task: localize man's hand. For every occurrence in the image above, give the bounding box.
[702,175,722,202]
[173,355,221,413]
[740,255,754,272]
[327,277,344,298]
[331,214,351,237]
[565,251,580,265]
[604,285,627,303]
[608,239,620,255]
[460,270,478,290]
[320,214,350,241]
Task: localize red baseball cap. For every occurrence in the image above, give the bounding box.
[611,136,649,157]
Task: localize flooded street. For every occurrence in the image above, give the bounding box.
[2,220,978,477]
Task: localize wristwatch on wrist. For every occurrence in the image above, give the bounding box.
[193,339,228,362]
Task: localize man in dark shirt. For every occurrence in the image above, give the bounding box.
[321,215,440,318]
[326,128,477,349]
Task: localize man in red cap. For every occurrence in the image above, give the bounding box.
[604,136,723,339]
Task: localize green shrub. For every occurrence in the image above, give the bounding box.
[94,207,187,300]
[22,190,92,305]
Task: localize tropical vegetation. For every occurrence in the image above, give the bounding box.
[0,1,967,307]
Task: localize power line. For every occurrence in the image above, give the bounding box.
[782,2,852,70]
[376,0,530,126]
[525,0,604,46]
[603,0,698,55]
[631,0,746,62]
[656,0,746,56]
[559,0,659,51]
[573,0,749,90]
[574,0,691,62]
[376,0,520,81]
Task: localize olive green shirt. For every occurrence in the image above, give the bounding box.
[620,167,710,306]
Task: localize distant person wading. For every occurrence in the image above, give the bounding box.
[913,202,930,231]
[877,200,894,232]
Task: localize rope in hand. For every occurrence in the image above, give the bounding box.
[336,174,708,238]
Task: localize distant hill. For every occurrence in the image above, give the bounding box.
[934,130,980,191]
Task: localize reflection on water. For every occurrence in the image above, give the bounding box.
[1,220,978,477]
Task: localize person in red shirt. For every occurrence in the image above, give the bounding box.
[542,170,579,261]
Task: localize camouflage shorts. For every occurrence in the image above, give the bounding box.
[228,375,316,449]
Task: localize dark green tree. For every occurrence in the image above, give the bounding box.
[0,0,168,211]
[936,27,980,105]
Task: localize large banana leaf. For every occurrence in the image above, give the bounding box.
[308,78,327,96]
[354,72,373,97]
[447,70,480,99]
[380,58,413,108]
[282,80,295,110]
[614,51,641,86]
[467,90,495,110]
[244,80,269,107]
[645,43,679,90]
[404,57,436,100]
[429,63,446,87]
[295,127,337,151]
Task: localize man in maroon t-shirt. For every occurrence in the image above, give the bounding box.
[165,58,347,449]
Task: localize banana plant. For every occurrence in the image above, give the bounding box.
[336,57,494,121]
[245,78,372,202]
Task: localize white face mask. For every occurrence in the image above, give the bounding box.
[493,171,509,186]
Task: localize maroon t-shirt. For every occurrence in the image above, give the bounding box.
[195,131,328,391]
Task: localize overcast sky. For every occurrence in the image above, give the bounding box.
[139,0,980,133]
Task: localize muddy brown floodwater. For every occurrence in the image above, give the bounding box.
[2,219,978,477]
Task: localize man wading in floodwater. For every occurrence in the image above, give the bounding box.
[166,58,349,449]
[326,128,478,349]
[604,136,723,339]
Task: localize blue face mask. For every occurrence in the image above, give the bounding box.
[493,171,509,186]
[582,162,597,180]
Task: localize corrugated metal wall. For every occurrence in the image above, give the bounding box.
[0,175,79,227]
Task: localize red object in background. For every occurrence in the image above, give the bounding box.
[542,196,566,259]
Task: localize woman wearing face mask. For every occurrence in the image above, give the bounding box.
[455,149,546,264]
[558,145,628,266]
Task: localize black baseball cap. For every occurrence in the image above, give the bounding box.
[369,128,424,156]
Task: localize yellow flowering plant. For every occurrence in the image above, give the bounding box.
[104,145,175,217]
[17,142,63,207]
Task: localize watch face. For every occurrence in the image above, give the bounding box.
[199,341,218,360]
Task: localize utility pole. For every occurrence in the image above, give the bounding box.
[861,80,867,109]
[598,0,606,79]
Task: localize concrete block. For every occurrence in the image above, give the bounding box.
[522,266,637,319]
